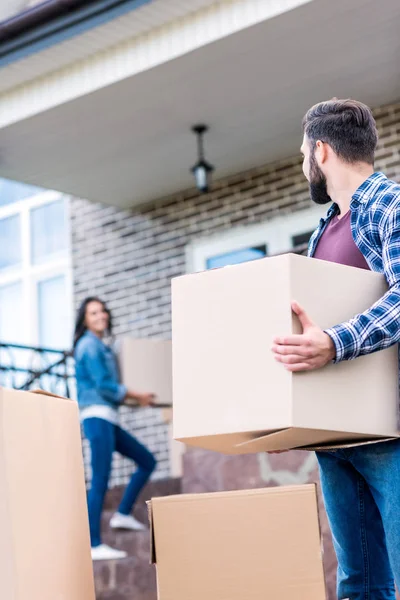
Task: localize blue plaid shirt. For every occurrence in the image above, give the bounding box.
[308,172,400,363]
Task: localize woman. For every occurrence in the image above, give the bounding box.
[74,297,157,561]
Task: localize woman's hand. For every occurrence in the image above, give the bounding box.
[136,392,156,407]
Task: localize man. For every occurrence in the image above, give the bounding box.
[272,98,400,600]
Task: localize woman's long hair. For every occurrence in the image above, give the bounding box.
[73,297,113,349]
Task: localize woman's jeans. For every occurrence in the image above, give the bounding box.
[83,417,157,547]
[317,439,400,600]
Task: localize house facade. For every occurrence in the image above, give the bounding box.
[0,2,399,595]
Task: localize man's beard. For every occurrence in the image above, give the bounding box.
[309,151,332,205]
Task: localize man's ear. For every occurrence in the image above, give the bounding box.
[315,139,329,165]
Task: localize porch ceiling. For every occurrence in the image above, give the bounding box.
[0,0,399,207]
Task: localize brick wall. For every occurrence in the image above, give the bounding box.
[71,101,400,482]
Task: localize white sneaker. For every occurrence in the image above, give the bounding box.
[91,544,127,561]
[110,512,146,531]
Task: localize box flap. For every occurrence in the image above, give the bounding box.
[235,427,393,453]
[300,435,400,451]
[30,388,71,401]
[147,500,156,564]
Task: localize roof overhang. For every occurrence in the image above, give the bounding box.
[0,0,399,208]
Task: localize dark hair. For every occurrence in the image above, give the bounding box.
[302,98,378,165]
[73,296,112,348]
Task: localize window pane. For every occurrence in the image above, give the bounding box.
[291,230,314,254]
[0,282,24,344]
[31,199,67,264]
[0,215,21,270]
[38,275,70,349]
[0,282,29,387]
[0,178,42,207]
[206,245,267,269]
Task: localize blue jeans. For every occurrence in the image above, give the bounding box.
[317,439,400,600]
[83,417,157,547]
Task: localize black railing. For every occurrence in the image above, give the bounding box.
[0,342,75,398]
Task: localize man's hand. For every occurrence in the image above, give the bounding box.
[271,301,336,372]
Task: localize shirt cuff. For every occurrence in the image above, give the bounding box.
[324,327,345,363]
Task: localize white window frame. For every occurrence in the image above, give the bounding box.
[186,205,327,273]
[0,190,73,349]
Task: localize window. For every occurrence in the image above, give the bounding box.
[0,282,28,387]
[0,178,42,208]
[291,230,314,251]
[38,275,71,349]
[31,199,67,264]
[0,191,72,354]
[0,282,23,344]
[206,245,267,269]
[0,215,21,270]
[187,205,327,273]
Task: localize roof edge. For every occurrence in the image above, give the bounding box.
[0,0,152,67]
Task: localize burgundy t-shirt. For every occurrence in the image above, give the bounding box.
[313,210,370,270]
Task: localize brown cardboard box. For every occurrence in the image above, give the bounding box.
[0,388,95,600]
[118,338,172,407]
[161,407,185,477]
[172,253,399,453]
[148,484,326,600]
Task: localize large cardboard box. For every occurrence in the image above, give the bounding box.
[161,407,185,478]
[118,338,172,407]
[0,388,95,600]
[148,484,326,600]
[172,253,399,453]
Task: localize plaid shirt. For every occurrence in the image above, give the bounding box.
[308,172,400,363]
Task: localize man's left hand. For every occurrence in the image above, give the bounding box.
[271,301,336,372]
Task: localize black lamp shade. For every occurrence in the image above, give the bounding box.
[191,159,214,193]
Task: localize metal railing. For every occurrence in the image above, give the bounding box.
[0,342,75,398]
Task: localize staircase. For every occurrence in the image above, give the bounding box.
[92,447,400,600]
[93,478,180,600]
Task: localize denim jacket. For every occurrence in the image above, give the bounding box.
[74,331,127,409]
[308,172,400,363]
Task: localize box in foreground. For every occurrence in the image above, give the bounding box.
[0,388,95,600]
[148,484,326,600]
[118,338,172,407]
[172,254,399,453]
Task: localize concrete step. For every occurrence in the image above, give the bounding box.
[101,512,150,555]
[93,554,156,600]
[92,477,180,599]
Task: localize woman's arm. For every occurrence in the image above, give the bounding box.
[82,342,127,405]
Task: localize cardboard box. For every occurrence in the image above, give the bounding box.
[172,253,399,453]
[161,407,185,478]
[148,484,326,600]
[118,338,172,407]
[0,388,95,600]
